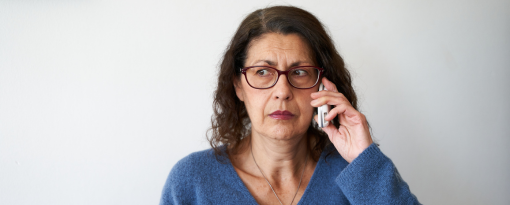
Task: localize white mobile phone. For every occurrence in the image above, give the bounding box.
[317,83,330,128]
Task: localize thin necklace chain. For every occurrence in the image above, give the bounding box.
[251,145,308,205]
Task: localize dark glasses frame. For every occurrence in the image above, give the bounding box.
[240,66,325,89]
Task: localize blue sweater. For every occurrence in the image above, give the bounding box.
[160,143,420,204]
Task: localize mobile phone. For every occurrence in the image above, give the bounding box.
[317,83,330,128]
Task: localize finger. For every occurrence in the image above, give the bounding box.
[310,94,349,107]
[322,77,339,92]
[311,89,346,99]
[324,103,347,121]
[314,113,339,136]
[320,121,341,141]
[325,103,364,125]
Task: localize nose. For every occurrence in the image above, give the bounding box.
[272,74,293,100]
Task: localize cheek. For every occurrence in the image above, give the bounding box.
[243,90,270,118]
[300,102,315,118]
[298,93,315,118]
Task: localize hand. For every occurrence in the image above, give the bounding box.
[311,77,373,163]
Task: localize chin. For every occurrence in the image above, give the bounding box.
[266,125,306,141]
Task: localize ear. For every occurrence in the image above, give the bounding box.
[233,77,245,102]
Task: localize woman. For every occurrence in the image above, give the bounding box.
[161,6,420,205]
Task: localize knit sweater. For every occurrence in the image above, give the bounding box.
[160,143,420,204]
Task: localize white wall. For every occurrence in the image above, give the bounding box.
[1,0,508,204]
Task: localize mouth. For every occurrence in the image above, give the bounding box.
[269,110,295,120]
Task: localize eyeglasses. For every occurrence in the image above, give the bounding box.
[240,66,324,89]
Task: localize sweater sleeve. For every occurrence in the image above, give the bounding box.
[336,143,421,205]
[159,155,198,205]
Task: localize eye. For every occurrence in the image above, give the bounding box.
[255,68,271,76]
[292,69,308,76]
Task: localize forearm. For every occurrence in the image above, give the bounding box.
[336,143,421,204]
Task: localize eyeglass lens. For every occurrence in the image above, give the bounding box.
[245,66,320,89]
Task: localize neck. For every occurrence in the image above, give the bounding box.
[249,131,309,181]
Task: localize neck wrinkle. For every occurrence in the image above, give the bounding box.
[250,131,309,182]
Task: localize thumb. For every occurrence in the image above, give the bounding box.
[313,114,338,140]
[322,77,338,92]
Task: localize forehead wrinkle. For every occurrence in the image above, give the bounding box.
[279,46,313,68]
[245,33,314,68]
[250,50,311,69]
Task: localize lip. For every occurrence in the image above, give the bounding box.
[269,110,295,120]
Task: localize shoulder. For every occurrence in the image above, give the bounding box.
[170,148,220,177]
[160,148,228,204]
[167,147,230,186]
[298,144,352,203]
[309,144,350,187]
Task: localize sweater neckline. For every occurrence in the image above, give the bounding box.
[221,146,330,204]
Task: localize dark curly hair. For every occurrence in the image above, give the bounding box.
[208,5,358,161]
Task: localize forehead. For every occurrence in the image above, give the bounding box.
[245,33,314,66]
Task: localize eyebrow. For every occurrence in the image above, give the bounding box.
[252,60,311,67]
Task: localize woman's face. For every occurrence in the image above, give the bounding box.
[235,33,319,141]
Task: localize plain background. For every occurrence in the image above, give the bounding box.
[1,0,509,204]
